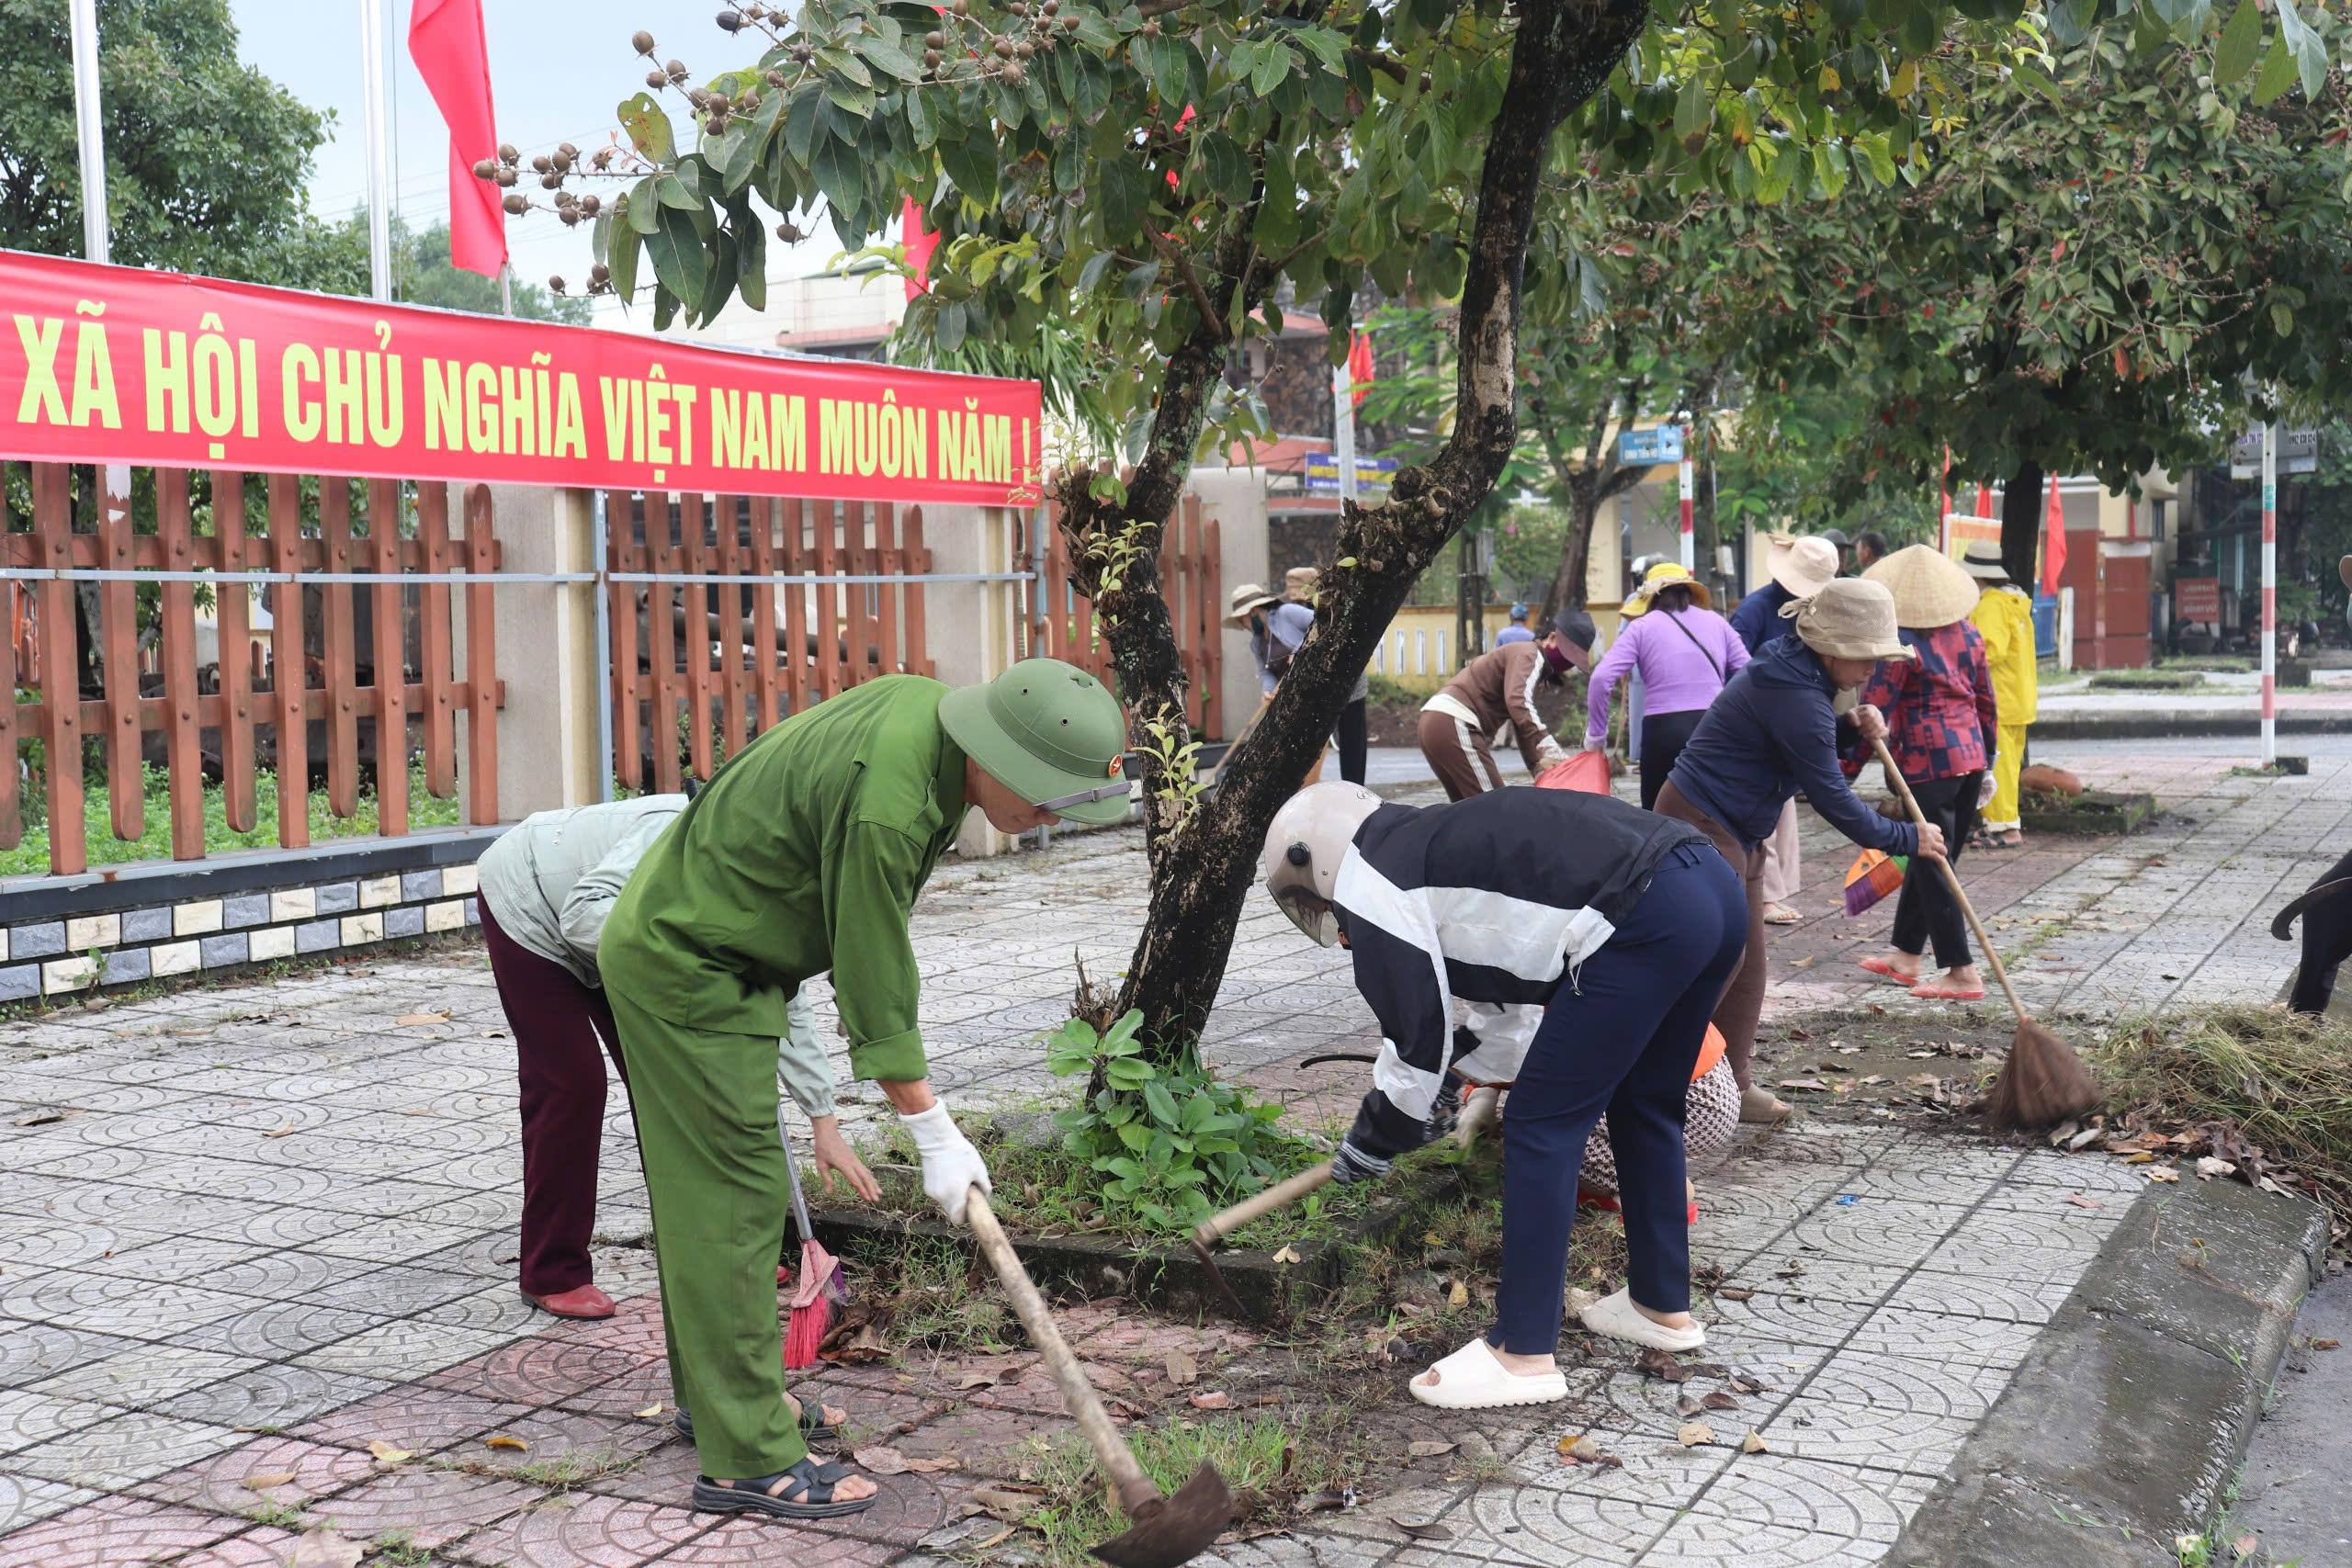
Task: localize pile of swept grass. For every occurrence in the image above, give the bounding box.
[2095,1005,2352,1226]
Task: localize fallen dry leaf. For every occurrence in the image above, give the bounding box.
[483,1435,528,1452]
[1446,1280,1470,1309]
[860,1445,913,1476]
[366,1439,413,1467]
[2148,1167,2181,1184]
[1406,1440,1456,1459]
[1636,1347,1694,1383]
[289,1530,364,1568]
[1789,956,1816,970]
[10,1110,63,1128]
[905,1453,960,1473]
[2312,1338,2341,1351]
[1860,1075,1890,1088]
[1163,1350,1198,1387]
[1676,1394,1704,1418]
[1676,1422,1715,1448]
[1718,1287,1755,1302]
[263,1122,298,1139]
[1271,1246,1302,1266]
[2196,1156,2237,1180]
[2064,1194,2105,1210]
[1189,1391,1232,1410]
[1741,1429,1769,1455]
[241,1471,300,1491]
[2233,1534,2258,1560]
[1395,1519,1453,1540]
[968,1525,1016,1553]
[1556,1435,1622,1468]
[1777,1078,1829,1092]
[1702,1391,1740,1412]
[1725,1371,1769,1395]
[633,1403,665,1419]
[969,1485,1038,1523]
[396,1011,449,1026]
[954,1372,997,1392]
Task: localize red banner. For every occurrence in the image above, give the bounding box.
[0,248,1043,507]
[2175,576,2221,624]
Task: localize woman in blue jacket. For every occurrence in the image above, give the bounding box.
[1653,579,1946,1122]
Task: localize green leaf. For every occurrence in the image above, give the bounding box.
[785,89,822,164]
[1252,41,1295,98]
[1143,1079,1181,1128]
[862,38,925,84]
[718,125,761,192]
[656,173,703,211]
[906,86,937,150]
[2252,32,2298,104]
[940,133,998,206]
[1104,1056,1153,1089]
[605,223,641,308]
[1099,156,1152,242]
[616,93,675,163]
[643,207,705,315]
[2007,62,2064,101]
[1672,75,1710,140]
[1153,36,1191,104]
[2046,0,2098,45]
[2273,0,2326,97]
[1115,1120,1153,1153]
[1076,249,1115,292]
[735,216,766,311]
[627,179,663,236]
[2213,0,2261,85]
[2271,299,2294,336]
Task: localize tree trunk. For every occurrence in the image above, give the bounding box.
[1544,475,1600,628]
[2000,461,2045,592]
[1093,0,1649,1061]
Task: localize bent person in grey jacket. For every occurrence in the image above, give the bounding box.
[476,795,878,1321]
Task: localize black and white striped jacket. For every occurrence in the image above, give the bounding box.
[1333,789,1708,1159]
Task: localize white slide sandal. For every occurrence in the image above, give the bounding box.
[1579,1287,1706,1352]
[1408,1336,1569,1409]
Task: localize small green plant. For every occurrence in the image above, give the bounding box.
[505,1444,641,1491]
[1132,703,1205,833]
[243,1503,314,1531]
[1043,1010,1299,1233]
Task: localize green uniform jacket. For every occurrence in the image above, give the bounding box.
[598,676,967,1085]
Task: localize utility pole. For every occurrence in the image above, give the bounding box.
[1677,411,1696,572]
[360,0,395,301]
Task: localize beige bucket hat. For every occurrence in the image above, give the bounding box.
[1780,578,1916,662]
[1225,582,1282,626]
[1864,544,1981,628]
[1283,566,1321,600]
[1960,541,2010,581]
[1770,536,1841,599]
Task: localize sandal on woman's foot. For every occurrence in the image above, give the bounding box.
[1738,1086,1792,1123]
[1857,955,1919,985]
[693,1458,875,1520]
[1762,902,1802,926]
[674,1403,842,1445]
[1408,1337,1568,1410]
[1579,1287,1706,1352]
[520,1283,616,1320]
[1908,983,1985,1001]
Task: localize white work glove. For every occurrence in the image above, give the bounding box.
[1535,741,1572,770]
[1977,770,1998,808]
[899,1102,990,1225]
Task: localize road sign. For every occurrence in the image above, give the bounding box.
[2230,427,2319,479]
[1617,426,1685,466]
[1304,454,1397,494]
[2175,576,2221,624]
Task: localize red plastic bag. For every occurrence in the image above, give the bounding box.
[1533,750,1612,795]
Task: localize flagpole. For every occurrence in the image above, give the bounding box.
[2261,417,2278,768]
[359,0,394,301]
[68,0,108,264]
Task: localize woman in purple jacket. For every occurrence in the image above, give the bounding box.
[1586,564,1751,809]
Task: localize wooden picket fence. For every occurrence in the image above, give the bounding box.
[0,463,504,877]
[604,492,935,794]
[1032,491,1225,739]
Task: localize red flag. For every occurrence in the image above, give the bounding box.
[903,198,938,301]
[2041,473,2068,594]
[1347,332,1374,407]
[407,0,507,278]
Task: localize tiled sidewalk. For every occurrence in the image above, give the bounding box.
[0,740,2337,1565]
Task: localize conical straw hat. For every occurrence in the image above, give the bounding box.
[1863,544,1979,628]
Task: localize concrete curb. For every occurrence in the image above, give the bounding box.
[1883,1173,2326,1567]
[2032,713,2352,740]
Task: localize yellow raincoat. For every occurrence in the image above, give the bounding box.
[1970,584,2037,829]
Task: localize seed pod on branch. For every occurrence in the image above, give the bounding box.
[498,141,519,162]
[471,158,498,179]
[632,28,656,53]
[502,193,529,214]
[549,276,566,293]
[717,9,743,32]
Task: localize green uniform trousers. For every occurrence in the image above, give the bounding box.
[605,987,808,1482]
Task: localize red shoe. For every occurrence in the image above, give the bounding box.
[1858,955,1919,985]
[523,1283,617,1320]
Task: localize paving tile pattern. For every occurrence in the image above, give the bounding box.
[0,740,2337,1562]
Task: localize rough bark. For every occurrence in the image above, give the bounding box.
[2000,460,2045,592]
[1089,0,1650,1059]
[1534,382,1646,626]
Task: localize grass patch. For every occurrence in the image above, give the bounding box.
[0,759,462,876]
[2096,1006,2352,1234]
[1012,1412,1369,1568]
[502,1445,642,1492]
[2088,669,2208,692]
[2161,657,2257,674]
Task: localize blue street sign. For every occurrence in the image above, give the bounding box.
[1617,426,1685,466]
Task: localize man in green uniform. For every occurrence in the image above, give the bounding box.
[598,658,1129,1522]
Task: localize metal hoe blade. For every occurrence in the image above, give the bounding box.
[1091,1464,1236,1568]
[1187,1235,1252,1322]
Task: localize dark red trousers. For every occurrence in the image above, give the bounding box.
[480,896,629,1297]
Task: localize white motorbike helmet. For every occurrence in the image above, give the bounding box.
[1261,782,1384,946]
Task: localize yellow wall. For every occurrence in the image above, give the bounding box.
[1370,605,1517,693]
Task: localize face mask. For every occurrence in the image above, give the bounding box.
[1540,641,1573,678]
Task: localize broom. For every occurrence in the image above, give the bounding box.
[776,1103,848,1370]
[1871,739,2098,1130]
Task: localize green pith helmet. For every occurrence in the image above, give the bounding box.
[938,658,1131,825]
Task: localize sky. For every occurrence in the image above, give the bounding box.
[224,0,837,325]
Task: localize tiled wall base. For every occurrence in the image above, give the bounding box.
[1,864,481,1001]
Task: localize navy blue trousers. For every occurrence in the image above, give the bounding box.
[1487,842,1748,1357]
